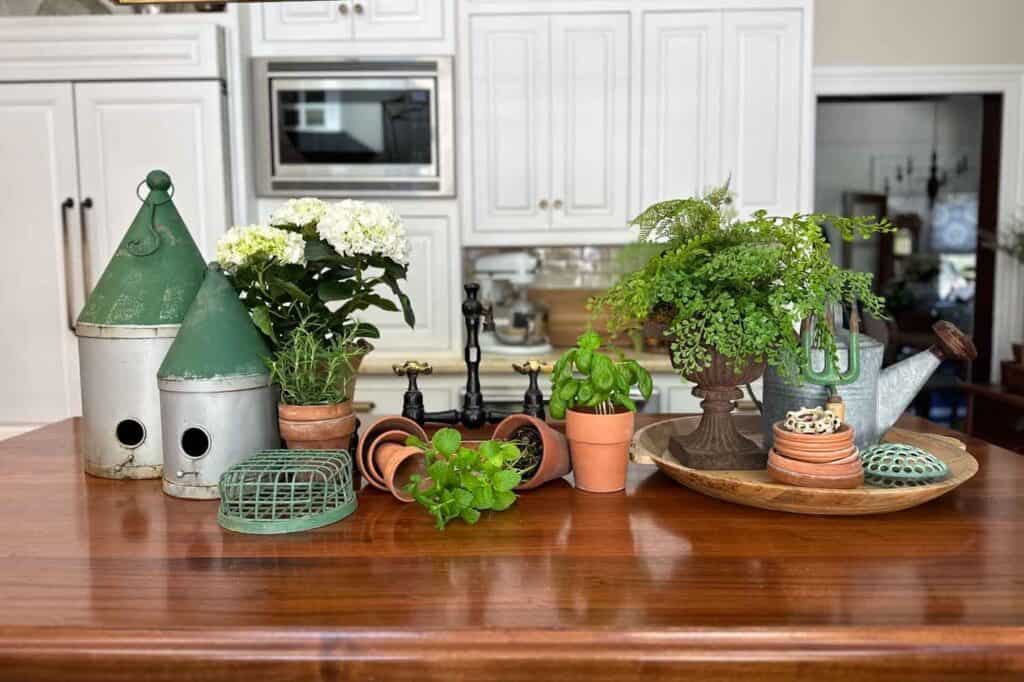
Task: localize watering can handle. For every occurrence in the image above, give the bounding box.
[930,321,978,362]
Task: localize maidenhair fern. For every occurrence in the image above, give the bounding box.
[591,182,892,380]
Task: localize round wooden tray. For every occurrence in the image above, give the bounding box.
[631,415,979,515]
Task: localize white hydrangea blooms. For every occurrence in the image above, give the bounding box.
[216,224,306,271]
[269,197,328,229]
[316,199,409,265]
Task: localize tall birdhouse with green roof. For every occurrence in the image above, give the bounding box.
[76,171,206,480]
[158,264,279,499]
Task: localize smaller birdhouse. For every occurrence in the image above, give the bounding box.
[76,170,206,479]
[158,264,279,499]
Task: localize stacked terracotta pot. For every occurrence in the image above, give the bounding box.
[768,419,863,489]
[357,417,430,502]
[355,414,573,502]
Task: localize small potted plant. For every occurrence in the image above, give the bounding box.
[492,413,571,490]
[404,428,525,530]
[548,331,653,493]
[266,319,362,450]
[591,181,890,467]
[217,197,415,398]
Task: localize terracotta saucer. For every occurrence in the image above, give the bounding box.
[773,421,854,446]
[774,442,857,463]
[768,459,864,489]
[768,448,863,477]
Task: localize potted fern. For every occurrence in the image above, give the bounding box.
[591,182,890,467]
[266,319,363,450]
[549,331,653,493]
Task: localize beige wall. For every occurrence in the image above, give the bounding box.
[815,0,1024,65]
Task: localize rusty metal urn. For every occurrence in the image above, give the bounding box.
[668,347,767,470]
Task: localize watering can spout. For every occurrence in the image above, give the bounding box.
[875,321,977,435]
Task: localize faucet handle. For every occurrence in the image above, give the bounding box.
[514,360,549,420]
[393,361,433,378]
[931,321,978,361]
[513,359,549,376]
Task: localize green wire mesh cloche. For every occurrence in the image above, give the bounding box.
[859,443,950,488]
[218,450,357,534]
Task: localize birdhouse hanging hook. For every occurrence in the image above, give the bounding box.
[126,176,174,257]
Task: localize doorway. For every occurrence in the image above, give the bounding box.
[814,94,1003,428]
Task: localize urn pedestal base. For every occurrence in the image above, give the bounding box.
[668,386,766,470]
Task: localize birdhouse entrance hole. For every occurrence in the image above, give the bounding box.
[181,427,211,458]
[115,419,146,448]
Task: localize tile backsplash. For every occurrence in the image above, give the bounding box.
[463,246,625,290]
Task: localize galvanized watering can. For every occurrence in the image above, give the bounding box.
[762,320,976,450]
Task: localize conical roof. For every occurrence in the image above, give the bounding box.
[77,170,206,327]
[158,264,271,381]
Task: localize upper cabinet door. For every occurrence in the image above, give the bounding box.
[468,15,552,235]
[0,83,81,425]
[639,11,722,209]
[550,13,630,232]
[73,81,230,274]
[261,2,353,42]
[720,10,802,215]
[352,0,444,41]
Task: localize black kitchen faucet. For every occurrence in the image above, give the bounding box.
[394,283,547,427]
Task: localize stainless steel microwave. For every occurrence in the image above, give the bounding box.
[252,57,454,197]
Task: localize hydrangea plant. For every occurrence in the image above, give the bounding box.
[217,197,415,349]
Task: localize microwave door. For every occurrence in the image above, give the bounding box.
[270,77,438,181]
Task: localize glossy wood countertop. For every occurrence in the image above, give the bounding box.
[0,415,1022,681]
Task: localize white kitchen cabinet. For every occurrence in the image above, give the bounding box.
[253,0,452,55]
[550,14,630,231]
[638,11,722,208]
[0,83,82,437]
[467,14,551,235]
[0,79,230,438]
[464,2,811,244]
[638,9,803,213]
[465,12,630,244]
[260,1,352,43]
[354,0,444,41]
[720,10,803,215]
[74,81,230,266]
[358,205,460,353]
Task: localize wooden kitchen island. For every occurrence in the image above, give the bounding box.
[0,415,1021,681]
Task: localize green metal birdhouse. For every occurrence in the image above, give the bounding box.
[158,264,279,500]
[76,170,207,480]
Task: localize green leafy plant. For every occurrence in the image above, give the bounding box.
[265,318,361,406]
[217,198,415,350]
[548,331,653,418]
[404,428,525,530]
[590,181,892,379]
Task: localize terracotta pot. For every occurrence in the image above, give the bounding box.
[356,416,428,491]
[565,408,635,493]
[375,443,427,503]
[768,449,863,477]
[364,430,413,490]
[493,414,571,490]
[278,402,356,450]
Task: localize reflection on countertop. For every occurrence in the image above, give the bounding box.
[359,346,676,375]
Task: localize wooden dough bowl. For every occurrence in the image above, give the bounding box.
[631,414,978,515]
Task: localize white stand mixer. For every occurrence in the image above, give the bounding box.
[473,251,553,356]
